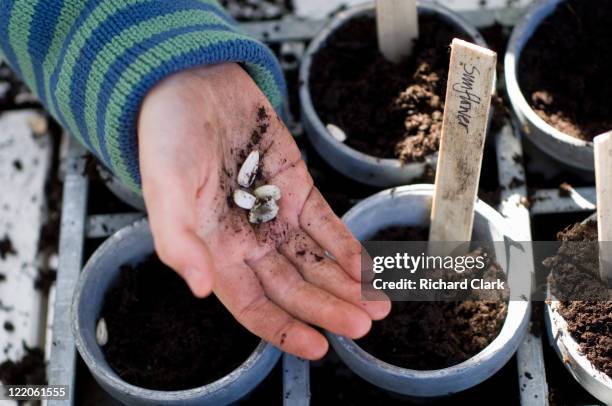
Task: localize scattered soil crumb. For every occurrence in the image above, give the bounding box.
[241,104,270,162]
[34,269,57,293]
[0,236,16,260]
[226,105,272,217]
[0,344,47,387]
[508,177,525,189]
[3,321,14,332]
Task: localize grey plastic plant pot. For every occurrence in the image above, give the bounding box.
[97,164,146,212]
[544,213,612,405]
[72,219,281,406]
[505,0,594,173]
[299,2,488,187]
[327,184,531,397]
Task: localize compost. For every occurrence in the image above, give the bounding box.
[519,0,612,141]
[309,14,471,163]
[544,220,612,378]
[357,226,507,370]
[101,254,259,390]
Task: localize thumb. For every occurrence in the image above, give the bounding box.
[153,223,215,298]
[142,175,215,298]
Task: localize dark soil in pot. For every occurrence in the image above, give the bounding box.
[310,349,520,405]
[309,13,472,163]
[75,330,283,404]
[519,0,612,141]
[100,254,259,391]
[543,220,612,378]
[357,226,507,370]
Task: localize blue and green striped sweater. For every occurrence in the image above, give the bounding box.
[0,0,285,192]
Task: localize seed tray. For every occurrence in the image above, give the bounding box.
[43,2,606,406]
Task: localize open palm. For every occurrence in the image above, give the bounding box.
[138,63,390,360]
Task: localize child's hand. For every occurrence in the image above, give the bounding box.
[138,63,390,360]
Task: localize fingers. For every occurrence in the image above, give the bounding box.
[280,230,391,321]
[249,251,372,338]
[299,187,363,281]
[214,262,329,360]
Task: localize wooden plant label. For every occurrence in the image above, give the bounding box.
[376,0,419,63]
[594,131,612,286]
[429,39,497,243]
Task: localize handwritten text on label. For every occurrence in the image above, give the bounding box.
[452,62,482,133]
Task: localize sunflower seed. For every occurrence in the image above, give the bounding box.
[237,150,260,188]
[233,189,257,210]
[253,185,281,201]
[96,318,108,347]
[249,198,279,224]
[326,124,347,143]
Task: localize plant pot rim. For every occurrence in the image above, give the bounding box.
[72,218,280,403]
[545,299,612,404]
[544,213,612,404]
[505,0,594,150]
[328,184,530,397]
[298,1,486,172]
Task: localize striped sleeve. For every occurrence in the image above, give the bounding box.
[0,0,286,192]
